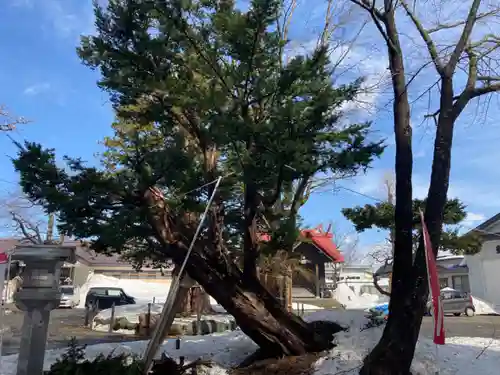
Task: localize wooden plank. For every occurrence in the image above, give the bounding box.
[142,274,194,374]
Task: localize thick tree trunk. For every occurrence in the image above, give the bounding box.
[361,8,416,375]
[366,80,459,375]
[144,188,335,357]
[243,182,260,279]
[173,247,333,356]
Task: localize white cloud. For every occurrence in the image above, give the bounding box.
[13,0,95,39]
[23,82,51,96]
[462,212,486,227]
[284,38,388,121]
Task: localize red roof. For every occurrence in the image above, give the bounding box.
[300,226,344,263]
[257,225,344,263]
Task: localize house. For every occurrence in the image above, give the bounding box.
[259,225,345,297]
[0,238,173,287]
[374,253,469,293]
[325,264,377,296]
[465,213,500,309]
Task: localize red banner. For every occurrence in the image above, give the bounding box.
[420,210,445,345]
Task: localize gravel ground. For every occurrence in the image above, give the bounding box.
[1,306,136,356]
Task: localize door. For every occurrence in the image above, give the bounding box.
[441,291,460,313]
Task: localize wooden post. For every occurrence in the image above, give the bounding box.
[286,273,293,312]
[196,310,202,335]
[142,273,192,374]
[146,303,152,336]
[278,275,285,308]
[108,303,116,333]
[315,263,320,298]
[84,305,90,327]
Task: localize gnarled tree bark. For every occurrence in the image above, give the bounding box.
[143,187,338,357]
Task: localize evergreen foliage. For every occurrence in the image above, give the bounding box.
[342,198,482,255]
[13,0,384,266]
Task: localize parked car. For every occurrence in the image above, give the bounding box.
[59,285,80,308]
[427,288,475,317]
[85,287,136,310]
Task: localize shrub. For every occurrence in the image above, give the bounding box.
[45,338,210,375]
[45,338,143,375]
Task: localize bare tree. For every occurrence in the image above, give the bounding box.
[0,191,63,244]
[0,105,28,131]
[332,226,361,264]
[348,1,500,373]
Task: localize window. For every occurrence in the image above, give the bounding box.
[360,285,378,295]
[59,286,74,295]
[452,275,470,293]
[439,278,449,289]
[107,289,122,297]
[89,288,107,296]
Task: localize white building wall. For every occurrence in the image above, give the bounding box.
[466,237,500,307]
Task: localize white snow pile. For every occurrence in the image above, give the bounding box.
[333,283,387,310]
[78,273,172,308]
[291,302,324,311]
[3,309,500,375]
[472,296,500,315]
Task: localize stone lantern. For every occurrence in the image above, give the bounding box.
[11,245,76,375]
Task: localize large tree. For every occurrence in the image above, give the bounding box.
[348,0,500,373]
[13,0,383,358]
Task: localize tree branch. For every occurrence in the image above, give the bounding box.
[446,0,482,74]
[427,10,498,34]
[373,274,391,297]
[11,212,42,244]
[400,0,444,74]
[350,0,395,51]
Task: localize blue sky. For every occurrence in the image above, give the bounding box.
[0,0,498,260]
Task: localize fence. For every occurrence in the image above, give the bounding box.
[257,270,293,312]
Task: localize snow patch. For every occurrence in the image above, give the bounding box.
[2,310,500,375]
[333,283,387,309]
[472,296,500,315]
[77,273,172,308]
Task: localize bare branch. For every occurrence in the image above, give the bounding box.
[400,0,444,74]
[0,105,29,131]
[350,0,384,20]
[0,190,56,244]
[10,212,41,244]
[428,10,498,34]
[373,274,391,296]
[446,0,482,74]
[350,0,395,50]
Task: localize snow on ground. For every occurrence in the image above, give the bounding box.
[472,296,500,315]
[3,309,500,375]
[313,326,500,375]
[78,273,172,308]
[0,331,256,375]
[333,283,387,310]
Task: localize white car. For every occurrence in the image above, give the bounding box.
[59,285,80,308]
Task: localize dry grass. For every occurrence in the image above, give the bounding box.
[231,353,320,375]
